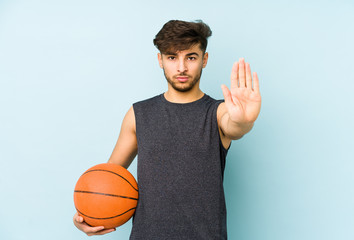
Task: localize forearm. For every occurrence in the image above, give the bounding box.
[222,113,254,140]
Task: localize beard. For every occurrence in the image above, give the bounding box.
[163,68,203,92]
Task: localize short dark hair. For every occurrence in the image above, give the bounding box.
[153,20,212,54]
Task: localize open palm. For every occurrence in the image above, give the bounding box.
[221,58,261,124]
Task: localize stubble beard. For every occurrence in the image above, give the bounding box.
[163,69,203,93]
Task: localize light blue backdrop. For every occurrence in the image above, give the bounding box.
[0,0,353,239]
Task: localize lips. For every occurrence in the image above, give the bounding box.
[176,76,189,83]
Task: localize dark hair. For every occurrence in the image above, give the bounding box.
[153,20,212,54]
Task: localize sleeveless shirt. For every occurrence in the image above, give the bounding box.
[130,93,229,240]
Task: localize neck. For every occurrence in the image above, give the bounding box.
[164,87,204,104]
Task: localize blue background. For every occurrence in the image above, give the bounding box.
[1,0,353,239]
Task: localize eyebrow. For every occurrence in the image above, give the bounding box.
[186,52,199,57]
[164,52,200,57]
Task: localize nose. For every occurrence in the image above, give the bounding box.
[177,59,187,73]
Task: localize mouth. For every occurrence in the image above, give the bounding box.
[176,76,189,83]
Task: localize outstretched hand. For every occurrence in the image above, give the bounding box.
[221,58,261,125]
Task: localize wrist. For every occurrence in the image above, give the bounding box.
[226,117,254,139]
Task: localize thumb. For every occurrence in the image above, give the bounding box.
[221,85,234,109]
[76,215,84,223]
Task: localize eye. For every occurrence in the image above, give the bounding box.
[188,57,196,61]
[167,56,176,60]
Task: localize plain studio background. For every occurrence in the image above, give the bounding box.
[0,0,353,239]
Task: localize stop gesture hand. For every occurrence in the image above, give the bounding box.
[221,58,261,125]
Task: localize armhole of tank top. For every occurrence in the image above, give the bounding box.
[132,103,139,140]
[215,101,231,153]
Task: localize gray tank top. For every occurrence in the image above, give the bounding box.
[130,93,229,240]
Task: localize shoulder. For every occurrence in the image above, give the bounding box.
[216,101,232,149]
[133,94,162,108]
[132,94,163,126]
[206,98,231,149]
[217,102,227,123]
[203,95,226,122]
[123,106,136,132]
[201,94,226,123]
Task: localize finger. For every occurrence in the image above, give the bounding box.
[230,61,239,90]
[88,226,105,233]
[253,72,260,93]
[90,228,116,236]
[84,225,105,235]
[238,58,246,88]
[245,62,252,89]
[73,213,83,223]
[221,84,234,108]
[76,216,83,223]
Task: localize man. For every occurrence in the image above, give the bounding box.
[74,19,261,239]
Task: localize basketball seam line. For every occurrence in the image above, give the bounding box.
[76,207,136,220]
[74,190,138,200]
[83,169,138,192]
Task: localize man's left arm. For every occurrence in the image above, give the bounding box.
[218,57,262,142]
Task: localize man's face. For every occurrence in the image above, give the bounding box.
[158,44,208,92]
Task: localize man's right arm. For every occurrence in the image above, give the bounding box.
[73,106,138,236]
[108,106,138,168]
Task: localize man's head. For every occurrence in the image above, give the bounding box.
[154,20,212,93]
[153,20,212,54]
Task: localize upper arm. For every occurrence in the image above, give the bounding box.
[217,102,232,149]
[108,106,138,169]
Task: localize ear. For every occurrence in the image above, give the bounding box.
[202,52,209,68]
[157,53,163,69]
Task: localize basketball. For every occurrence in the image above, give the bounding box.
[74,163,138,229]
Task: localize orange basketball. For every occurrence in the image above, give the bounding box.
[74,163,138,229]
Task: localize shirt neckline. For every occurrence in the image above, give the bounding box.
[160,93,209,106]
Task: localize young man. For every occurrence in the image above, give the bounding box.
[74,20,261,239]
